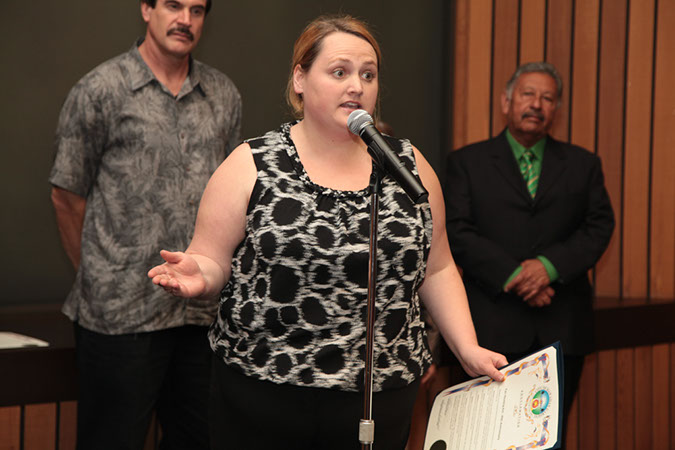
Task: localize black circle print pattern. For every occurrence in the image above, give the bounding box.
[209,122,433,392]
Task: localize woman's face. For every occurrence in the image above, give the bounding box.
[294,31,378,133]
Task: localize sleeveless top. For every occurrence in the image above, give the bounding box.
[208,122,433,392]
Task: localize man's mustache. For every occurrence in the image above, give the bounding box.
[167,26,194,41]
[522,110,544,121]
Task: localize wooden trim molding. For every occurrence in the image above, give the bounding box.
[0,301,673,406]
[594,300,675,351]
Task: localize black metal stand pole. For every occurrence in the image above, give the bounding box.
[359,169,381,449]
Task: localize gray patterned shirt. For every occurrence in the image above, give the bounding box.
[49,40,242,334]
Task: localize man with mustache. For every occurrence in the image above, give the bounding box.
[49,0,241,448]
[444,62,614,448]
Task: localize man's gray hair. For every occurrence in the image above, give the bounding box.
[505,62,563,104]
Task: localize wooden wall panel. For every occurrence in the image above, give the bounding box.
[452,0,469,149]
[593,0,627,299]
[650,0,675,302]
[0,406,20,450]
[671,343,675,450]
[0,400,158,449]
[59,401,77,450]
[597,350,616,450]
[577,353,598,449]
[546,0,573,141]
[450,0,675,448]
[566,396,579,450]
[24,403,56,450]
[570,0,600,152]
[465,0,493,144]
[519,0,546,62]
[616,349,635,450]
[623,0,655,302]
[652,344,670,450]
[635,347,654,448]
[491,0,519,136]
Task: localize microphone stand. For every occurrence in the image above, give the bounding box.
[350,114,428,447]
[359,168,381,449]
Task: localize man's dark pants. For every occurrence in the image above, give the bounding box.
[74,323,211,450]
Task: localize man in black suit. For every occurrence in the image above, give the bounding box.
[444,62,615,444]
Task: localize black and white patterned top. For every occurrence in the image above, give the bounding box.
[209,123,433,392]
[49,40,242,334]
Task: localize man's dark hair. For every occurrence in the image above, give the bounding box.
[141,0,212,15]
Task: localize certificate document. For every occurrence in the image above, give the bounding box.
[424,343,563,450]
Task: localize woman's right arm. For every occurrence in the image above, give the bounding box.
[148,142,257,300]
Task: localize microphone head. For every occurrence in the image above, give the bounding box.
[347,109,373,136]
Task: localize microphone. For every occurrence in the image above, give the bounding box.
[347,110,428,204]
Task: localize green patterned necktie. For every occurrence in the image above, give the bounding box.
[520,150,538,198]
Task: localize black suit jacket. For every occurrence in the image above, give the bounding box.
[445,130,615,355]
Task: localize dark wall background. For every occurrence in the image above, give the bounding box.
[0,0,448,306]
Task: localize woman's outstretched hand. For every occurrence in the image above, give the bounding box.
[148,250,207,299]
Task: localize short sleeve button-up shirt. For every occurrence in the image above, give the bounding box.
[49,40,242,334]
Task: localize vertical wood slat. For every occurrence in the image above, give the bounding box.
[545,0,573,141]
[671,343,675,450]
[623,0,655,302]
[652,344,670,450]
[0,406,21,449]
[491,0,519,137]
[465,0,493,144]
[24,403,57,450]
[570,0,600,152]
[616,348,635,450]
[593,0,627,299]
[565,395,579,450]
[597,350,617,450]
[570,0,602,313]
[519,0,546,63]
[634,347,653,449]
[452,0,469,149]
[578,353,598,449]
[59,401,77,450]
[650,0,675,301]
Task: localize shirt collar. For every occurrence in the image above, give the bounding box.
[127,38,204,97]
[505,128,546,160]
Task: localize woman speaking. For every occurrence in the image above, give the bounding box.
[149,14,506,449]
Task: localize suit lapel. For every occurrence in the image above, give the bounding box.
[490,131,533,203]
[536,137,567,202]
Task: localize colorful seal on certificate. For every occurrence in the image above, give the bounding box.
[525,386,553,421]
[530,389,550,415]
